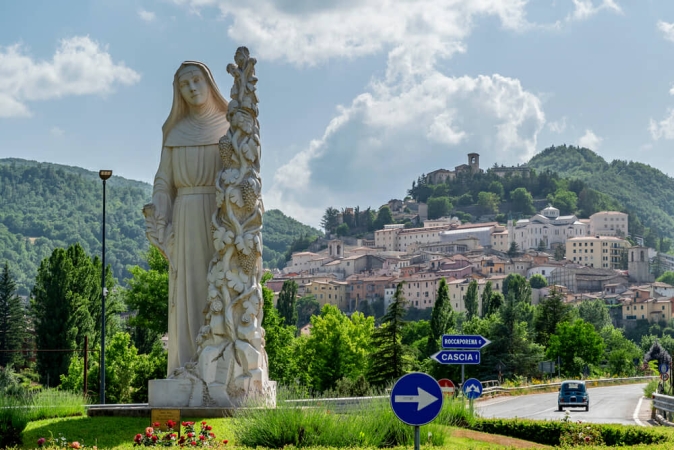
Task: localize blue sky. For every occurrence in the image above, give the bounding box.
[1,0,674,227]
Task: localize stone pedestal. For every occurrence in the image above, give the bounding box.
[148,378,276,408]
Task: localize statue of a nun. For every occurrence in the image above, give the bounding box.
[144,61,229,374]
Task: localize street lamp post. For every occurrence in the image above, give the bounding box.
[98,170,112,404]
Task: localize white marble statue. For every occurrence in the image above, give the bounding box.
[144,61,229,374]
[144,49,274,408]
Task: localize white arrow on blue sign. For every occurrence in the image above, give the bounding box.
[431,350,481,365]
[462,378,483,400]
[390,372,443,426]
[442,334,491,349]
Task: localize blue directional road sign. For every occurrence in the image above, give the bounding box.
[462,378,483,400]
[390,372,443,426]
[431,350,481,365]
[442,334,491,350]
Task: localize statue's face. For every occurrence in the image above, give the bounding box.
[178,65,210,107]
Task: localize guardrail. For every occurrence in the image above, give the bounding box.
[482,376,656,396]
[653,393,674,414]
[281,376,655,412]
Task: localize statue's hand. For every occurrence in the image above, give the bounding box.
[143,203,173,258]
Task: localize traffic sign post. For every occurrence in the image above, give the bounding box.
[462,378,483,416]
[659,362,669,375]
[437,334,491,387]
[437,378,455,397]
[390,373,443,450]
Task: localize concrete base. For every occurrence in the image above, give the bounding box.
[86,404,237,418]
[148,378,277,409]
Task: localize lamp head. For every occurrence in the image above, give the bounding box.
[99,170,113,181]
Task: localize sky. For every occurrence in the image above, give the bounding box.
[1,0,674,228]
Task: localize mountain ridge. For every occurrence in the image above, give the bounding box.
[0,158,320,294]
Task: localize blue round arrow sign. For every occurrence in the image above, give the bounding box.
[462,378,483,400]
[390,372,443,426]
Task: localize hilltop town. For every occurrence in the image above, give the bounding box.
[267,154,670,329]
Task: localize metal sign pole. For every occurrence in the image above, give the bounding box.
[414,426,420,450]
[461,364,465,387]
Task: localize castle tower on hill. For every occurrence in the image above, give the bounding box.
[468,153,480,173]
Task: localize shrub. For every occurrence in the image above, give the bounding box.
[436,397,475,427]
[233,387,445,448]
[644,378,659,398]
[0,394,30,448]
[469,417,670,447]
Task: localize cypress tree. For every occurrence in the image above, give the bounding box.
[368,283,408,386]
[464,280,479,320]
[0,263,27,368]
[426,278,454,356]
[276,280,298,327]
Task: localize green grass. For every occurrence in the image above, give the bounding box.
[22,416,236,449]
[19,415,539,450]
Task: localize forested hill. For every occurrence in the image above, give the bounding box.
[528,145,674,240]
[0,158,320,295]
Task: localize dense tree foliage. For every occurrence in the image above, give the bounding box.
[534,288,573,347]
[0,263,27,367]
[305,305,373,391]
[0,159,322,292]
[529,145,674,242]
[261,274,304,386]
[277,280,299,327]
[427,196,452,219]
[546,319,605,377]
[577,299,612,332]
[529,274,548,289]
[31,244,117,387]
[369,283,409,386]
[463,280,479,320]
[426,278,454,355]
[321,207,340,235]
[123,246,169,353]
[296,295,320,328]
[373,206,395,230]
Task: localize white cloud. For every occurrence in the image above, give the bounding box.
[578,129,602,149]
[50,126,64,137]
[547,117,567,133]
[170,0,619,225]
[0,36,140,118]
[173,0,532,66]
[649,109,674,140]
[138,9,157,22]
[658,20,674,42]
[568,0,622,22]
[268,71,545,225]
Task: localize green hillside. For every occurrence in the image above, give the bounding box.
[528,145,674,240]
[0,159,320,294]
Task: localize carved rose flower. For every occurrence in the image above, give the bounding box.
[210,300,223,313]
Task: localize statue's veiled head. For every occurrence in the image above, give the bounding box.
[177,64,211,108]
[161,61,229,146]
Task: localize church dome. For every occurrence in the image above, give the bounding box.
[541,204,559,219]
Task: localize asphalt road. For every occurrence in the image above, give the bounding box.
[475,383,647,425]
